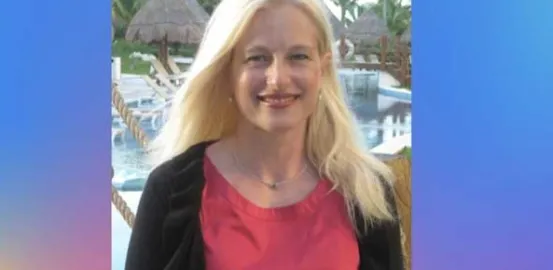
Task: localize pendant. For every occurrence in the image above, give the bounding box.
[268,182,277,190]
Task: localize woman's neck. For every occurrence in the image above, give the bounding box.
[226,123,309,183]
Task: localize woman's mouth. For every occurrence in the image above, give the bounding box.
[257,94,300,108]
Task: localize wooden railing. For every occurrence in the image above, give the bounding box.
[339,36,411,88]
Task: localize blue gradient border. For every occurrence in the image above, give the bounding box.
[414,0,553,269]
[0,0,552,269]
[0,0,111,269]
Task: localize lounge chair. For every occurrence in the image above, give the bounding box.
[148,58,187,88]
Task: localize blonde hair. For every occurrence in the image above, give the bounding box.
[151,0,396,227]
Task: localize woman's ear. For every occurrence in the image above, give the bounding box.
[320,51,333,74]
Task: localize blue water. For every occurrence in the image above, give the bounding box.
[111,72,411,270]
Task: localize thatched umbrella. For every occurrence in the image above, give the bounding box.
[125,0,209,68]
[184,0,209,22]
[345,10,389,44]
[329,15,346,40]
[321,5,345,40]
[401,25,411,43]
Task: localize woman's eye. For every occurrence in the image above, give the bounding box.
[289,53,309,60]
[246,55,268,62]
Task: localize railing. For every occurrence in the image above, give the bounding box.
[340,36,411,87]
[111,83,150,227]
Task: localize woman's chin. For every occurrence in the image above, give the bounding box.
[256,119,306,133]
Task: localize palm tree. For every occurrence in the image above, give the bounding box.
[368,0,411,36]
[352,3,372,20]
[112,0,144,40]
[331,0,358,26]
[197,0,221,15]
[112,0,136,25]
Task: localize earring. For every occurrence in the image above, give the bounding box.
[228,96,233,103]
[318,93,322,100]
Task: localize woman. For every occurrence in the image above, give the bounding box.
[125,0,405,269]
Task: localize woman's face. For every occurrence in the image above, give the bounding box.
[230,2,330,133]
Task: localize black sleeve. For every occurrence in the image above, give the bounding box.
[384,194,406,270]
[359,181,406,270]
[125,163,173,270]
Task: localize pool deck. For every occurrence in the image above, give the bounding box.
[379,85,411,103]
[370,133,411,155]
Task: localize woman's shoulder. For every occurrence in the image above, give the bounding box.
[145,140,214,197]
[126,141,213,270]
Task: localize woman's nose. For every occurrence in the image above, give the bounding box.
[266,58,291,90]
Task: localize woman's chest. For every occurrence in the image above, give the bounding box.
[200,201,360,270]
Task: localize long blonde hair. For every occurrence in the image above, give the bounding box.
[151,0,396,227]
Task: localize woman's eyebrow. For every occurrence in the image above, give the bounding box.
[245,44,314,53]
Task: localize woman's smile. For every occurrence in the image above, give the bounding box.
[256,93,301,109]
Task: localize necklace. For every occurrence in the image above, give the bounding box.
[231,151,308,190]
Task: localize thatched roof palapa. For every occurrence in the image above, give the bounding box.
[321,4,345,40]
[125,0,209,44]
[184,0,209,23]
[345,10,389,44]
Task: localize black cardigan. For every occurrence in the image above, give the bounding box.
[125,141,405,270]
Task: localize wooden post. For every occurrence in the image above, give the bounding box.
[339,34,348,62]
[393,35,404,85]
[380,36,388,71]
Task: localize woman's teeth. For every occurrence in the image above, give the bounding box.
[257,95,299,107]
[261,97,295,103]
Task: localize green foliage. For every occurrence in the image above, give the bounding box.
[112,39,198,74]
[112,0,143,27]
[355,3,372,17]
[332,0,411,35]
[331,0,359,25]
[399,147,411,160]
[197,0,221,15]
[112,40,155,74]
[368,0,411,36]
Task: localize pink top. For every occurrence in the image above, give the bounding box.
[200,156,359,270]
